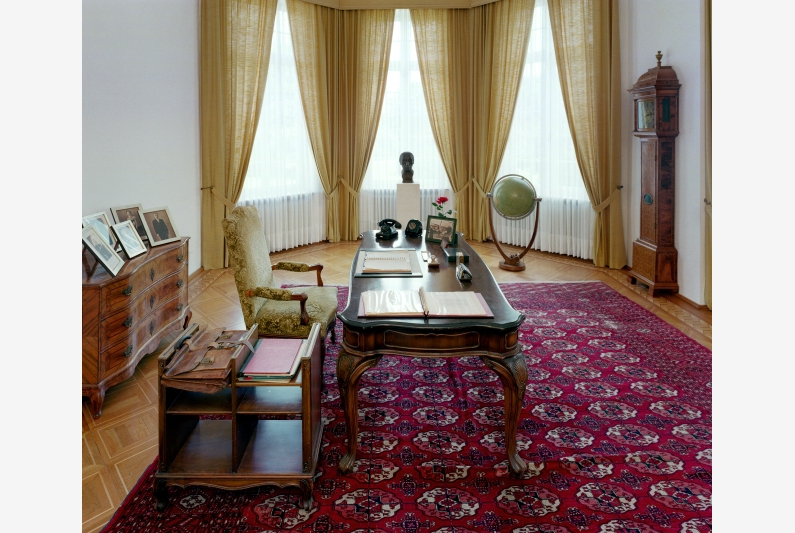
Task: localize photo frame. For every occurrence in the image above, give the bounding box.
[82,211,118,249]
[111,203,148,242]
[83,225,125,276]
[111,220,148,259]
[141,206,181,246]
[425,216,457,245]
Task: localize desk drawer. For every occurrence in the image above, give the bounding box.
[101,292,188,377]
[99,243,187,317]
[100,270,187,350]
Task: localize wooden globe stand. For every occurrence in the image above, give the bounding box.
[487,196,541,272]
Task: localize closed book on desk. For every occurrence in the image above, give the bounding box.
[240,338,304,379]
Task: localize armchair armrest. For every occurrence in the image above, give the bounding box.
[272,261,325,286]
[244,287,310,325]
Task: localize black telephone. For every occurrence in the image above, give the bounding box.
[376,219,401,240]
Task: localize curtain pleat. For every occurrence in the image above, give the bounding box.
[200,0,278,269]
[547,0,625,269]
[288,0,394,242]
[411,0,534,241]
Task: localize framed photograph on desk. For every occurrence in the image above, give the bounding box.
[141,206,181,247]
[425,216,457,245]
[111,220,147,259]
[83,225,124,276]
[111,203,148,242]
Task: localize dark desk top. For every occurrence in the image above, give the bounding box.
[338,231,524,331]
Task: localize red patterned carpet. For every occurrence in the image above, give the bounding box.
[103,282,712,532]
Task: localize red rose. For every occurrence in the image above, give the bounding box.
[436,196,448,204]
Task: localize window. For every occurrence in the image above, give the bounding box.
[495,0,593,259]
[359,9,453,232]
[239,0,326,252]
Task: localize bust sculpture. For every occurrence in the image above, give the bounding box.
[399,152,414,183]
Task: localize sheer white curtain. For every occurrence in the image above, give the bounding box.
[239,0,326,252]
[495,0,594,260]
[359,9,454,234]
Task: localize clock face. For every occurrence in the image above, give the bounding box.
[637,100,655,130]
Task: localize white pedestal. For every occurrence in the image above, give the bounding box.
[396,183,421,226]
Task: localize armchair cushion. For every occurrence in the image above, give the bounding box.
[254,285,338,338]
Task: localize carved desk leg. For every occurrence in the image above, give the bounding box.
[336,348,381,474]
[484,352,529,477]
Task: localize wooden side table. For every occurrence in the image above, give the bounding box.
[155,322,323,511]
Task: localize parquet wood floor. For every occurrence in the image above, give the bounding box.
[81,240,711,532]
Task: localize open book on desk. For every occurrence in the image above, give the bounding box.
[358,288,493,318]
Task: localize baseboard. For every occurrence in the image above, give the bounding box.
[671,293,709,311]
[188,267,205,283]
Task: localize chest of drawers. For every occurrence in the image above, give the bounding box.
[83,237,191,418]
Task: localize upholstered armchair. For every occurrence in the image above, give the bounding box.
[222,206,338,360]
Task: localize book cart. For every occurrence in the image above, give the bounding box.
[154,322,323,511]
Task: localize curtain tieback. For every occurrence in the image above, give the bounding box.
[458,176,487,197]
[593,186,623,213]
[201,185,237,211]
[328,176,359,199]
[704,198,712,218]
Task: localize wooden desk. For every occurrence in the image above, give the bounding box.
[336,231,529,477]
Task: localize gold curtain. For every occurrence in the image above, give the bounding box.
[200,0,278,269]
[411,0,534,241]
[288,0,394,241]
[547,0,625,269]
[704,0,711,310]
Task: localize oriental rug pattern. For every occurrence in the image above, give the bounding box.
[102,282,712,533]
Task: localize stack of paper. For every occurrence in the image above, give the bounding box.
[362,251,412,273]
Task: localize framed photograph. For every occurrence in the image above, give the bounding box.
[83,225,125,276]
[425,216,457,245]
[111,203,148,242]
[141,206,181,246]
[82,211,117,249]
[111,220,148,259]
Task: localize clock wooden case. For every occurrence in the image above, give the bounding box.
[627,52,680,297]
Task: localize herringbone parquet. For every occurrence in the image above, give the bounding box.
[81,240,710,532]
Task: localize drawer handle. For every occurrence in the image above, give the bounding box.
[150,295,155,309]
[177,253,184,263]
[123,316,133,328]
[150,268,155,281]
[176,303,184,312]
[123,346,133,357]
[176,279,184,288]
[150,321,155,335]
[122,285,133,296]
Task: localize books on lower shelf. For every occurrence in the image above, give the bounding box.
[358,288,493,318]
[361,250,412,273]
[238,337,305,380]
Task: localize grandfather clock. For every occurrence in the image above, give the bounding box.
[627,52,680,297]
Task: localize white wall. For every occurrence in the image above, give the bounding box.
[83,0,202,275]
[619,0,708,305]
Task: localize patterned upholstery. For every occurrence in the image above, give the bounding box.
[222,206,337,339]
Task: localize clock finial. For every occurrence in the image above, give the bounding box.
[656,51,662,67]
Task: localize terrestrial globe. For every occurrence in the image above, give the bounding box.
[491,174,538,220]
[487,174,541,271]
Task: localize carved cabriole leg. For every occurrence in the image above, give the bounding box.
[483,352,529,477]
[337,349,381,474]
[89,387,105,419]
[299,479,314,511]
[154,479,168,511]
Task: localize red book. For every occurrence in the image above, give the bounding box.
[240,338,304,379]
